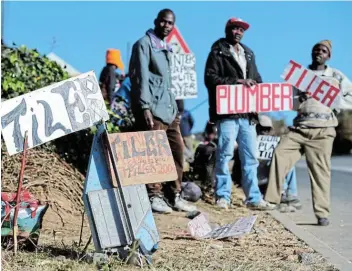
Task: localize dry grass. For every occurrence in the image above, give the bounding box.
[1,188,338,271]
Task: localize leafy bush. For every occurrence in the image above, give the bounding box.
[1,42,69,99]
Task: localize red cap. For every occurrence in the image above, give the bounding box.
[225,17,250,31]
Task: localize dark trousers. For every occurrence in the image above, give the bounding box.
[134,114,184,204]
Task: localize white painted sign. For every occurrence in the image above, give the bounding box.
[1,71,109,155]
[204,216,257,240]
[170,53,198,100]
[188,214,257,240]
[217,83,293,114]
[187,213,212,239]
[256,135,281,160]
[282,60,340,108]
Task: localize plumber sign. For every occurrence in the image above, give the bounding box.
[216,83,293,114]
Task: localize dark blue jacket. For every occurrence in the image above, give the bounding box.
[180,110,194,137]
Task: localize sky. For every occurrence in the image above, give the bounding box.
[3,1,352,133]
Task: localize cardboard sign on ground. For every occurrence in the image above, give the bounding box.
[216,83,293,114]
[107,130,178,187]
[1,71,108,155]
[257,135,281,160]
[282,60,340,108]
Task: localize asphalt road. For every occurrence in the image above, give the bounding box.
[286,156,352,262]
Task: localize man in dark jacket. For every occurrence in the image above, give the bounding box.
[204,17,275,210]
[129,9,197,214]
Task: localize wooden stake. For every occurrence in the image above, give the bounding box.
[13,131,29,255]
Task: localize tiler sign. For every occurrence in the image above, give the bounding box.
[281,60,340,108]
[1,71,109,155]
[216,83,293,114]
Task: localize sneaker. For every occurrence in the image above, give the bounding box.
[281,195,302,210]
[247,199,277,211]
[173,193,197,212]
[317,217,329,226]
[216,198,230,210]
[150,196,173,214]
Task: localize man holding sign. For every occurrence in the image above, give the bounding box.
[265,40,352,226]
[204,17,275,210]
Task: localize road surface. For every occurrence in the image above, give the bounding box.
[286,156,352,262]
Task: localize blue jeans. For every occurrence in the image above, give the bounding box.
[283,167,298,197]
[215,119,262,204]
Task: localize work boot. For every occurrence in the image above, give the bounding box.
[216,198,230,210]
[173,193,197,212]
[281,194,302,210]
[247,199,277,211]
[150,196,173,214]
[317,217,329,226]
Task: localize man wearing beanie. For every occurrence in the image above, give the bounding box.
[99,49,125,105]
[129,9,197,214]
[204,17,276,210]
[265,40,352,226]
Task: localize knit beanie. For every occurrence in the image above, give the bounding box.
[313,40,332,57]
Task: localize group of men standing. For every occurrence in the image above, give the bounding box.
[126,8,352,226]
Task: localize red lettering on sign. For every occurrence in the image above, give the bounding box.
[295,69,308,89]
[235,85,246,113]
[312,80,330,101]
[247,85,258,112]
[260,84,271,112]
[284,61,302,81]
[306,75,317,95]
[271,84,281,111]
[217,85,228,114]
[281,84,293,110]
[322,86,340,107]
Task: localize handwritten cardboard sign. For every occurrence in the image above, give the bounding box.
[282,60,340,108]
[107,130,178,187]
[216,83,293,114]
[1,71,109,155]
[256,135,281,160]
[170,53,198,100]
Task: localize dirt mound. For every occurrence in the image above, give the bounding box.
[1,145,90,240]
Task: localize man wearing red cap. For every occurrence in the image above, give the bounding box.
[204,18,276,210]
[265,40,352,226]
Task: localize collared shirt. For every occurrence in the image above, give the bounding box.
[229,44,247,79]
[146,29,172,52]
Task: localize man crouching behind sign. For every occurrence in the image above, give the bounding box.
[265,40,352,226]
[204,17,276,211]
[129,9,197,214]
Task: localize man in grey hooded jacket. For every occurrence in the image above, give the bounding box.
[129,8,196,214]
